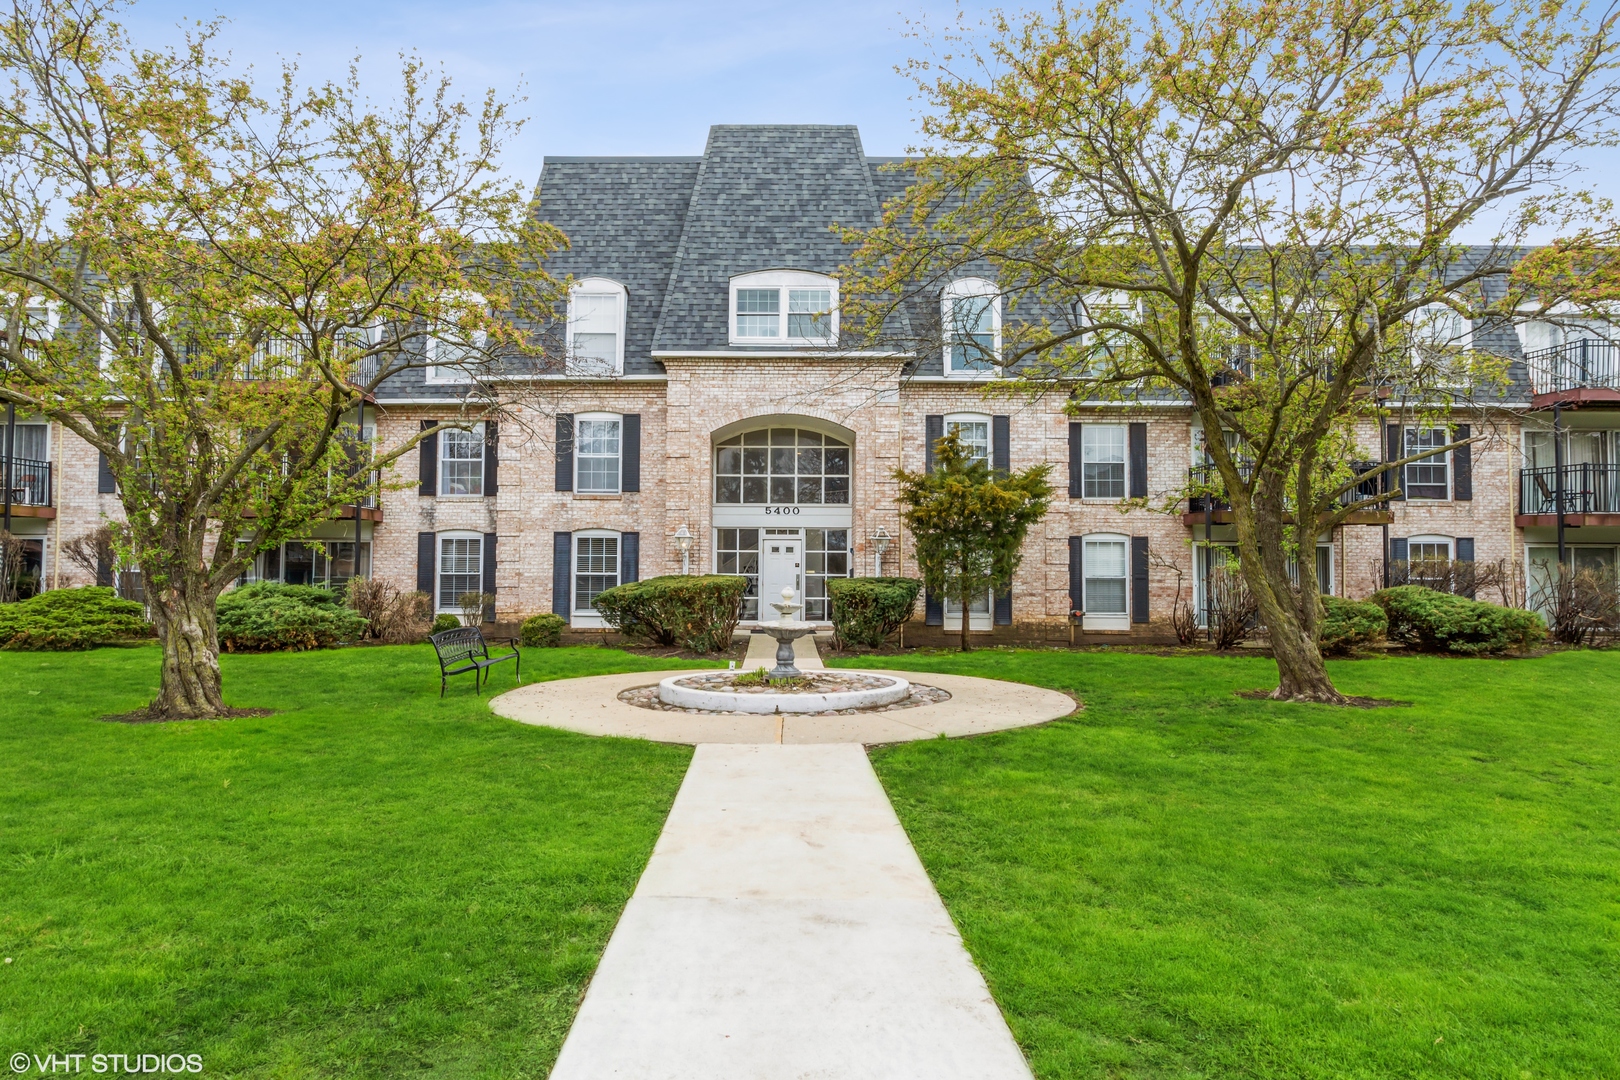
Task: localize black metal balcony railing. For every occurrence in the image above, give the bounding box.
[3,457,51,507]
[1187,461,1385,514]
[1523,339,1620,395]
[1520,463,1620,515]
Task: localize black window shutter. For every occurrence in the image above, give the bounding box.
[621,414,641,493]
[553,532,572,617]
[1452,424,1472,501]
[924,589,943,625]
[97,450,117,493]
[95,547,111,587]
[925,415,944,474]
[620,531,640,584]
[1128,423,1148,499]
[1131,536,1150,624]
[555,414,574,492]
[992,415,1011,474]
[418,420,437,496]
[417,532,435,598]
[1067,424,1083,498]
[994,588,1012,626]
[1069,536,1083,615]
[483,422,499,498]
[1386,424,1405,500]
[1391,537,1408,563]
[481,533,497,622]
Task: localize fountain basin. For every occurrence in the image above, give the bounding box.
[656,671,912,715]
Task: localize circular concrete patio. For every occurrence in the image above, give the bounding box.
[489,668,1078,745]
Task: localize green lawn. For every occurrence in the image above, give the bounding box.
[0,644,709,1078]
[6,643,1616,1079]
[841,649,1620,1079]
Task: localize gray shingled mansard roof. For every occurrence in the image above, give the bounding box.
[372,123,1536,403]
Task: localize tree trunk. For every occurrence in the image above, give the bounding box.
[147,580,227,719]
[1267,608,1346,702]
[1234,498,1348,705]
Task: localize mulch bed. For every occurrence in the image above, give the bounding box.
[101,706,276,724]
[1235,689,1411,708]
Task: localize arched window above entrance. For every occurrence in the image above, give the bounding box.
[714,427,850,505]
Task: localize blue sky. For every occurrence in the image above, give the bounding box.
[122,0,987,188]
[119,0,1616,241]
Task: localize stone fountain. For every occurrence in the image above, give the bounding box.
[758,584,819,680]
[654,585,912,715]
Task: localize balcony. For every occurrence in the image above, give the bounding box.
[1182,462,1392,526]
[1518,463,1620,526]
[2,457,53,518]
[1523,340,1620,407]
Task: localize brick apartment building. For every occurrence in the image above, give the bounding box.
[6,125,1618,641]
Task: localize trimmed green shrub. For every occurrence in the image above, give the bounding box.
[519,612,566,648]
[828,577,922,648]
[0,587,152,650]
[217,582,368,652]
[593,574,747,653]
[1371,585,1545,655]
[1317,596,1387,655]
[431,613,462,635]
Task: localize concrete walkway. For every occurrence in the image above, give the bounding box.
[547,743,1034,1079]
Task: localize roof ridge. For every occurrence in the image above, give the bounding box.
[651,130,718,350]
[542,155,704,163]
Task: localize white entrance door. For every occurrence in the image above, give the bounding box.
[759,537,802,613]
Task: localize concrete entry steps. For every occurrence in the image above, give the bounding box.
[547,743,1035,1080]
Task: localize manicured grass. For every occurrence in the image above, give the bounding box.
[844,649,1620,1078]
[0,644,711,1077]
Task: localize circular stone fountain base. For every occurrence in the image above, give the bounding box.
[655,670,912,714]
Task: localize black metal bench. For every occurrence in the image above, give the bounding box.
[429,626,521,697]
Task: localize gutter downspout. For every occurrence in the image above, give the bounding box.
[3,402,13,537]
[51,420,60,590]
[1554,402,1567,567]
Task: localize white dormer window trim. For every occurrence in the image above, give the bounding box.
[567,277,628,376]
[424,292,489,385]
[98,291,163,375]
[1410,302,1473,353]
[943,277,1002,377]
[728,270,838,347]
[1,297,59,365]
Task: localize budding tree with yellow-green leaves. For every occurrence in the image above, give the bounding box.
[0,0,562,718]
[844,0,1620,701]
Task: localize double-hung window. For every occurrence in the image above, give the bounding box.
[945,413,991,466]
[1082,425,1127,499]
[439,424,484,496]
[736,289,780,338]
[1083,536,1129,617]
[1404,427,1450,500]
[437,533,482,612]
[575,413,622,494]
[787,289,833,338]
[943,278,1000,375]
[567,279,626,375]
[574,533,620,614]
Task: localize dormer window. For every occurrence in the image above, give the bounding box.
[943,278,1001,375]
[729,271,838,345]
[567,278,627,376]
[425,292,488,384]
